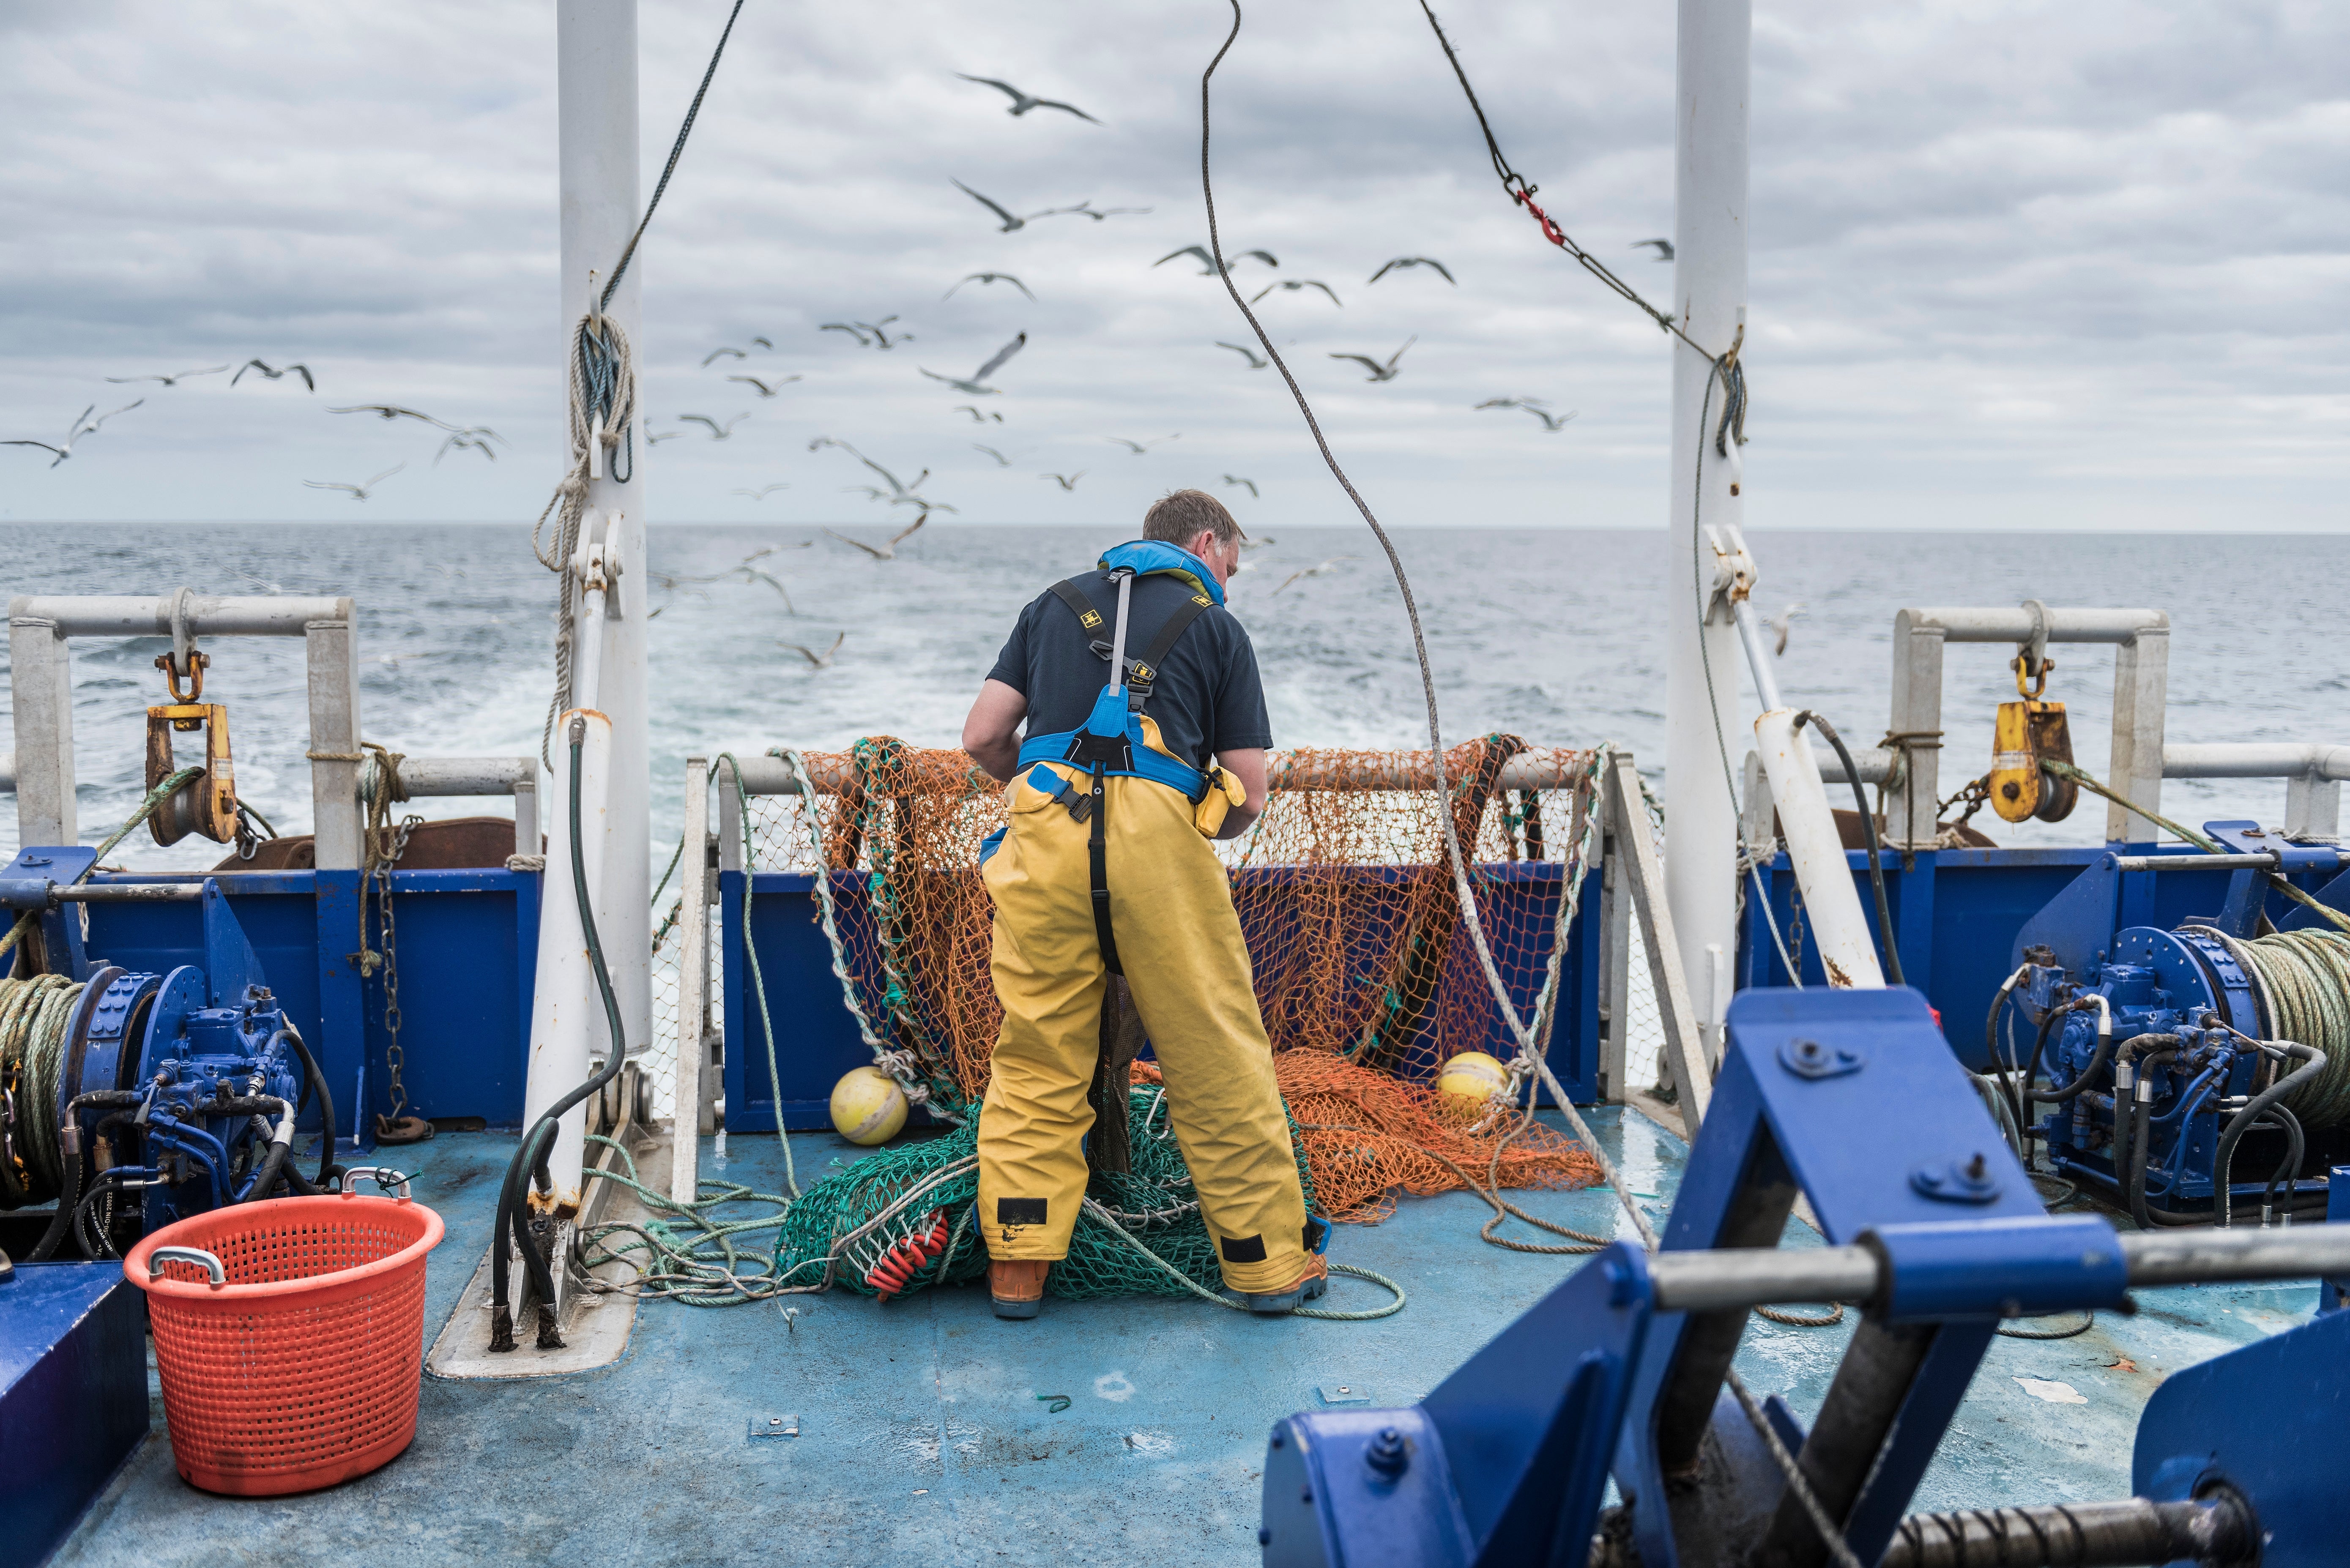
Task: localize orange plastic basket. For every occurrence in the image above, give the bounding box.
[123,1178,445,1496]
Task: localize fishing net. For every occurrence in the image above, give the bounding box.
[739,735,1606,1225]
[770,1086,1317,1301]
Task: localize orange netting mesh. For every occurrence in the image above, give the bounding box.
[748,736,1605,1221]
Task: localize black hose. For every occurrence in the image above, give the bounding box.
[2016,1000,2079,1151]
[1793,711,1903,986]
[1984,967,2025,1128]
[26,1090,145,1262]
[2260,1103,2306,1222]
[2041,1027,2119,1103]
[491,719,631,1352]
[2214,1043,2325,1227]
[273,1024,339,1191]
[235,1096,296,1204]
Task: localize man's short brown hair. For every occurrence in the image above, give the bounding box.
[1142,488,1242,551]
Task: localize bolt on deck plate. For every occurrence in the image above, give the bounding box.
[1316,1385,1370,1405]
[749,1414,800,1440]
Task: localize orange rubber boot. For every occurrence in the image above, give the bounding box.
[989,1259,1048,1319]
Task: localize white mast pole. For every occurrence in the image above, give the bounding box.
[522,0,649,1282]
[1663,0,1752,1063]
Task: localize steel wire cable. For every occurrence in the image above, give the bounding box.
[1202,11,1860,1557]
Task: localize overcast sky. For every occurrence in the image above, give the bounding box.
[3,0,2343,532]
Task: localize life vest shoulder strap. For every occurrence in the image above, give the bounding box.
[1043,575,1215,706]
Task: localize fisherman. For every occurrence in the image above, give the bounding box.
[960,488,1327,1319]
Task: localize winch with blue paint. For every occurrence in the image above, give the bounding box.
[2000,819,2350,1227]
[0,844,336,1264]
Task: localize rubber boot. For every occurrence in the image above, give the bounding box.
[989,1259,1048,1319]
[1220,1254,1328,1315]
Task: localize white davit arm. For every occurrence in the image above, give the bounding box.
[1706,522,1885,989]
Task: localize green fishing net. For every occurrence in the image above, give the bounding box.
[774,1086,1317,1301]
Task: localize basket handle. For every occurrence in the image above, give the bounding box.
[340,1166,413,1201]
[148,1246,227,1287]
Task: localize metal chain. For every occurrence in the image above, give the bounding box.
[369,813,423,1120]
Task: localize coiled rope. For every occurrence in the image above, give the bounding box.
[2232,930,2350,1127]
[0,764,204,1207]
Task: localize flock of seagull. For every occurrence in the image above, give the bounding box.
[4,71,1688,676]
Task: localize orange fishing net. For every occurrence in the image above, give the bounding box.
[753,735,1604,1218]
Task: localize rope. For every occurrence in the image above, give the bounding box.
[574,1133,815,1306]
[1412,0,1717,362]
[767,748,959,1122]
[2044,758,2350,937]
[2231,929,2350,1126]
[717,754,802,1198]
[1078,1197,1407,1321]
[0,766,204,1205]
[533,0,744,765]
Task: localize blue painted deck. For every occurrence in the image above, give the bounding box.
[55,1111,2321,1566]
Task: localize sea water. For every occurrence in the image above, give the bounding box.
[0,522,2341,869]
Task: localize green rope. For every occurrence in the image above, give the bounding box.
[576,1133,815,1306]
[1078,1197,1408,1321]
[650,834,686,909]
[2044,759,2350,936]
[716,752,799,1198]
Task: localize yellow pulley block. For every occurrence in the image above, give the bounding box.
[1988,653,2080,825]
[145,651,241,846]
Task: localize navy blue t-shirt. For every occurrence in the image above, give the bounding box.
[986,567,1272,770]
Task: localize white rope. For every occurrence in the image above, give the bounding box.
[533,311,637,766]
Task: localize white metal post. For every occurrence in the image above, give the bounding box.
[7,613,75,849]
[558,0,651,1110]
[1663,0,1751,1060]
[304,604,362,871]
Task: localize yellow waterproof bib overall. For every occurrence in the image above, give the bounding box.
[976,719,1309,1295]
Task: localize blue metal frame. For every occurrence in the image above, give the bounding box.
[1740,844,2350,1071]
[78,868,539,1130]
[0,1263,147,1568]
[1258,984,2350,1568]
[722,860,1605,1131]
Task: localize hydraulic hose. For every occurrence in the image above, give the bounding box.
[2214,1042,2325,1227]
[1794,711,1902,986]
[491,716,631,1352]
[1984,964,2029,1129]
[2017,999,2084,1153]
[2041,1009,2120,1104]
[26,1090,145,1262]
[272,1024,339,1191]
[235,1096,298,1203]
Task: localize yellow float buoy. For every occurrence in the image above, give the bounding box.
[1435,1051,1511,1116]
[830,1065,908,1146]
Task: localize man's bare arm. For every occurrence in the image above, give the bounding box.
[1212,747,1269,840]
[962,678,1029,784]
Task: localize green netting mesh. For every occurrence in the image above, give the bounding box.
[774,1087,1317,1301]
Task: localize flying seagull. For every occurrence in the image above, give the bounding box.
[731,483,792,500]
[646,426,689,444]
[1523,407,1576,431]
[1767,603,1807,658]
[1239,533,1276,549]
[919,332,1026,396]
[944,272,1036,301]
[825,515,933,560]
[1215,341,1269,369]
[328,404,452,428]
[106,364,227,387]
[1052,201,1151,222]
[1328,337,1416,383]
[953,405,1004,423]
[1104,435,1179,456]
[972,444,1013,466]
[821,317,910,350]
[702,347,749,366]
[433,428,503,463]
[3,400,144,467]
[1039,472,1084,491]
[820,442,952,513]
[1476,398,1575,432]
[751,336,774,350]
[953,179,1045,234]
[1368,257,1455,286]
[232,359,315,390]
[955,74,1101,123]
[1156,245,1277,277]
[1250,279,1342,307]
[1632,238,1674,261]
[821,322,873,345]
[1273,556,1358,595]
[678,413,749,439]
[729,374,802,397]
[1222,474,1258,498]
[303,462,405,500]
[781,633,846,669]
